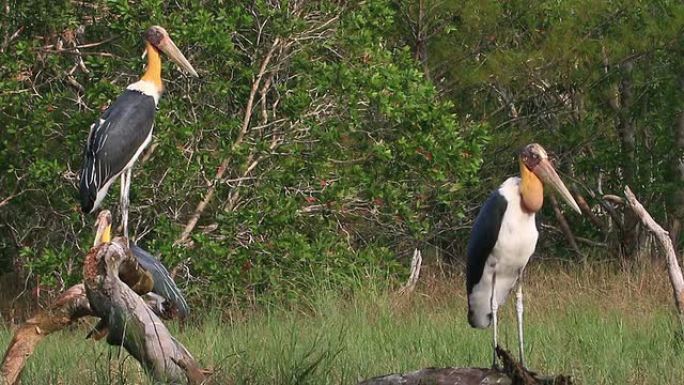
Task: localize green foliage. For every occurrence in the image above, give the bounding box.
[0,1,484,300]
[3,0,683,300]
[390,0,684,256]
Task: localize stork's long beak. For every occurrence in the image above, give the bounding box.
[533,159,581,214]
[158,38,198,77]
[93,210,113,247]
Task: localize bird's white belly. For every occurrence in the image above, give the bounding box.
[468,206,538,328]
[489,214,538,305]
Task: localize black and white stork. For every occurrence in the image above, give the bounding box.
[79,26,198,238]
[88,210,189,340]
[466,143,580,367]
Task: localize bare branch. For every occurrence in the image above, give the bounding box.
[624,186,684,323]
[1,284,93,385]
[398,249,422,295]
[176,36,283,246]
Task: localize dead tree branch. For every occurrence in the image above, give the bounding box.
[398,249,422,295]
[176,37,283,246]
[624,186,684,322]
[175,10,339,246]
[83,239,205,384]
[549,194,582,258]
[1,284,93,385]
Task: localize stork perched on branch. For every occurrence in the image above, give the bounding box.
[79,26,198,238]
[466,143,581,367]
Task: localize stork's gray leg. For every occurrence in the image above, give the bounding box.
[515,274,525,367]
[120,168,131,239]
[491,271,499,368]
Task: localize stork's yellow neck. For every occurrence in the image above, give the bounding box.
[93,223,112,247]
[520,160,543,213]
[140,42,163,91]
[101,224,111,243]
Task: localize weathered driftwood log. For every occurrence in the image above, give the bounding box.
[358,347,572,385]
[83,238,205,385]
[0,284,93,385]
[624,186,684,320]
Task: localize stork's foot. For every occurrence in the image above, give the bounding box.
[496,346,541,384]
[85,319,109,340]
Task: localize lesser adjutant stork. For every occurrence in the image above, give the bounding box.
[466,143,581,367]
[79,26,198,238]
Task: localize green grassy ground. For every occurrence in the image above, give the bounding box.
[2,263,683,384]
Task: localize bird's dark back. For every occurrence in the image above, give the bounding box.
[129,242,189,319]
[466,190,508,293]
[79,90,156,213]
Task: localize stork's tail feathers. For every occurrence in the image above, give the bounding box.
[468,308,492,329]
[79,174,97,214]
[129,242,190,320]
[467,295,493,329]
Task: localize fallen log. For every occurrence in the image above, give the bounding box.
[358,347,572,385]
[83,238,205,385]
[0,284,93,385]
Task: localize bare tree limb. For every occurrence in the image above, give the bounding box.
[571,187,607,232]
[398,249,422,295]
[83,239,206,384]
[624,186,684,323]
[1,284,93,385]
[358,347,572,385]
[0,190,31,209]
[549,194,582,258]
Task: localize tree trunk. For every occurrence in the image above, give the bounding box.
[667,72,684,249]
[609,62,639,259]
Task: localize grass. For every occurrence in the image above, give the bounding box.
[2,261,684,384]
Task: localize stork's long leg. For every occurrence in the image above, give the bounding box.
[491,271,499,368]
[120,168,132,239]
[515,273,525,367]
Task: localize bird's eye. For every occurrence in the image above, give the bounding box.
[532,153,539,159]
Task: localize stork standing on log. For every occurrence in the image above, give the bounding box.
[466,143,581,367]
[79,26,198,238]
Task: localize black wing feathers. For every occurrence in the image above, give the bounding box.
[79,90,156,213]
[129,243,189,319]
[466,190,508,293]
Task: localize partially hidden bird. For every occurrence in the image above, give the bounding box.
[86,210,189,340]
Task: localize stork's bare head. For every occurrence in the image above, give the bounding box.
[144,25,198,77]
[93,210,112,247]
[520,143,581,214]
